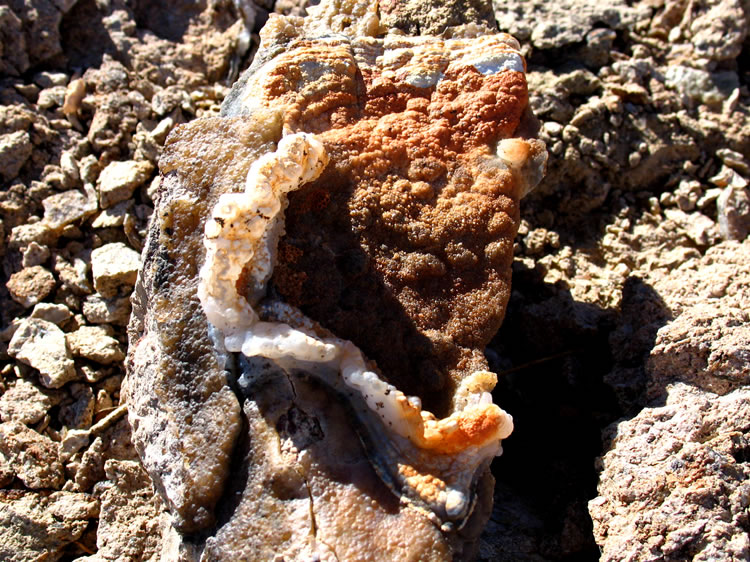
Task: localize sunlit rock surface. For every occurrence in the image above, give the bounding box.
[126,0,546,558]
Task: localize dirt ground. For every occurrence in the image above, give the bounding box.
[0,0,748,560]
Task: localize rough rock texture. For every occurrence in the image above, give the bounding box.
[0,490,99,561]
[78,460,169,562]
[0,420,64,489]
[1,0,749,558]
[590,384,750,561]
[8,318,77,388]
[127,0,544,557]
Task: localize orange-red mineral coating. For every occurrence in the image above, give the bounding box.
[253,38,529,415]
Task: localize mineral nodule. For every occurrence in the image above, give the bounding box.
[126,0,547,558]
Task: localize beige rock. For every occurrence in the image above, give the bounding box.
[82,293,132,326]
[30,302,73,326]
[6,265,56,308]
[91,242,141,298]
[21,241,51,268]
[0,378,64,425]
[0,421,64,489]
[0,130,32,181]
[0,490,98,561]
[42,189,98,231]
[97,160,153,209]
[8,222,57,252]
[8,318,77,388]
[84,460,167,561]
[66,326,125,365]
[91,199,132,228]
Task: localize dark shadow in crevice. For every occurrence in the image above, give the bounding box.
[130,0,206,43]
[479,262,670,560]
[60,0,120,71]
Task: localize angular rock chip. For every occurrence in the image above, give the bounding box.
[127,0,546,556]
[6,265,56,308]
[97,160,154,209]
[42,189,98,231]
[83,293,132,326]
[0,378,64,425]
[8,318,77,388]
[91,242,141,298]
[66,326,125,365]
[0,490,98,561]
[0,421,64,489]
[0,130,32,181]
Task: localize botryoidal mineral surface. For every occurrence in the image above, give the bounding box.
[125,0,547,559]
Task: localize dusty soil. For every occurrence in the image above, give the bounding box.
[0,0,748,560]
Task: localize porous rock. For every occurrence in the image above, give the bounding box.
[647,302,750,398]
[6,265,56,308]
[0,490,99,562]
[0,378,64,425]
[128,0,545,556]
[77,460,170,562]
[0,421,64,489]
[590,384,750,562]
[8,318,76,388]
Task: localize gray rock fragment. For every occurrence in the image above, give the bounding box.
[647,303,750,398]
[717,186,750,240]
[494,0,647,49]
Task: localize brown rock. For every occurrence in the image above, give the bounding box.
[128,0,545,554]
[0,378,64,425]
[83,460,167,561]
[6,265,56,308]
[0,421,64,489]
[0,490,98,561]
